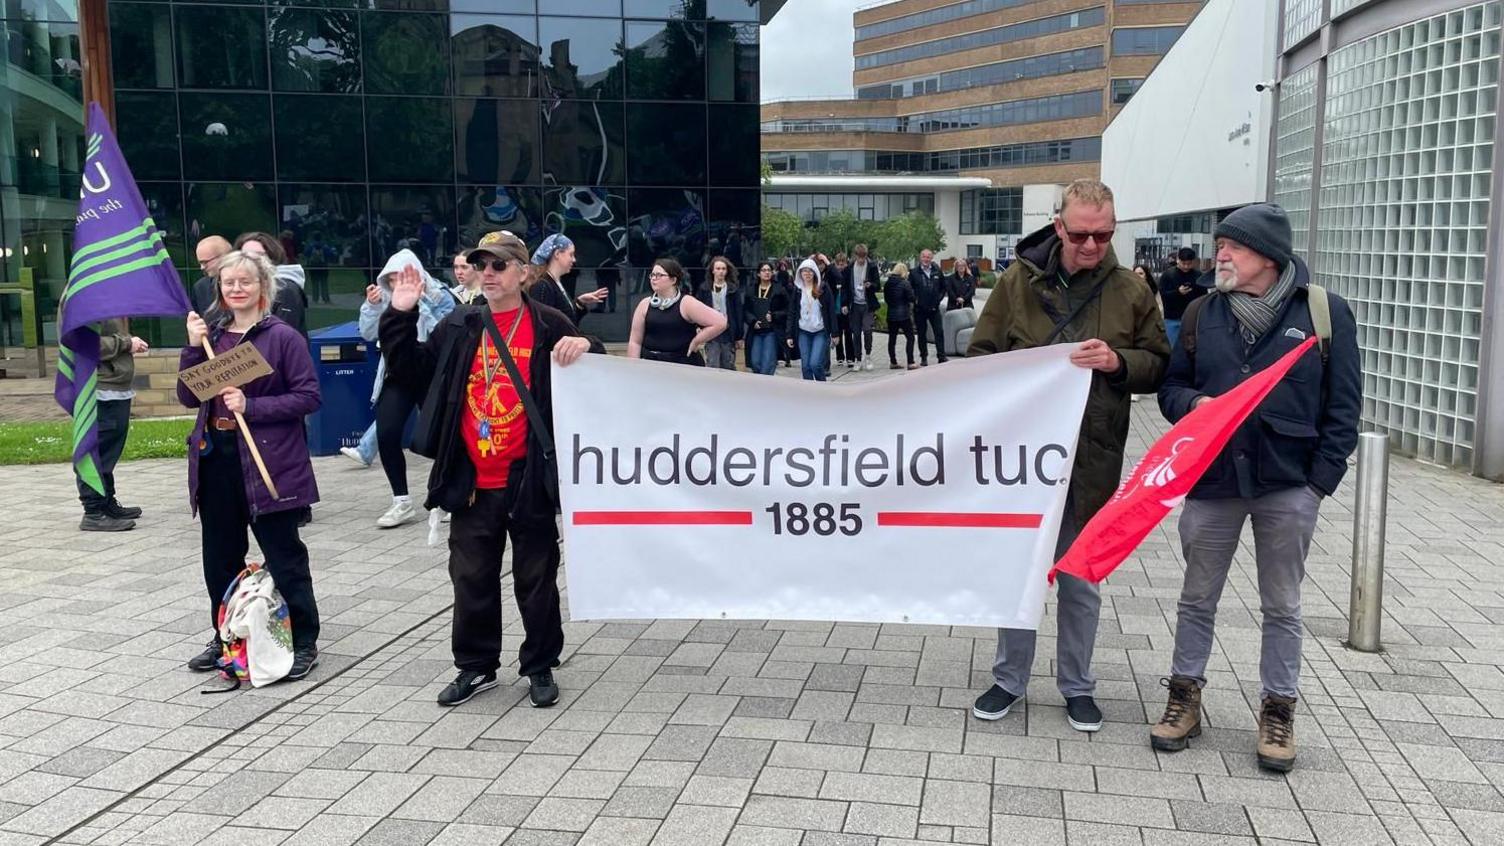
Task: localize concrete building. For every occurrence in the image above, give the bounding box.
[761,0,1203,263]
[1102,0,1504,479]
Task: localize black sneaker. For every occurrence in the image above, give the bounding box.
[187,639,221,672]
[80,513,134,532]
[529,671,560,708]
[438,670,498,707]
[972,684,1021,720]
[286,646,319,681]
[1066,695,1103,732]
[103,499,143,520]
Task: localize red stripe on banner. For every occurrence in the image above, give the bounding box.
[573,510,755,526]
[877,512,1043,529]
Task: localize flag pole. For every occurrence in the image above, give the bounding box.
[200,338,281,500]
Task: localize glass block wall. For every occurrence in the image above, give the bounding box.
[1284,0,1323,47]
[1313,2,1501,467]
[1272,63,1318,257]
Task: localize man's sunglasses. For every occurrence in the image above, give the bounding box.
[1062,228,1115,245]
[470,258,518,272]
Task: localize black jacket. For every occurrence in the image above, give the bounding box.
[191,275,216,316]
[1158,257,1361,500]
[910,263,945,312]
[946,270,976,310]
[882,274,915,323]
[695,281,744,342]
[379,295,592,523]
[527,274,587,327]
[743,280,789,337]
[840,262,881,310]
[785,281,837,338]
[1158,266,1206,320]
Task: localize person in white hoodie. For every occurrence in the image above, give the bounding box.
[342,249,457,528]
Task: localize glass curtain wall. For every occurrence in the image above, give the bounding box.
[105,0,763,344]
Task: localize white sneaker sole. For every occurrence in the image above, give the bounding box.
[377,512,417,529]
[1068,716,1103,732]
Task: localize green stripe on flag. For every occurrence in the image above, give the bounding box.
[64,247,173,303]
[57,355,74,381]
[75,453,104,497]
[67,233,162,289]
[68,222,152,267]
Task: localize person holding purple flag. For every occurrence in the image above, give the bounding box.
[55,103,193,512]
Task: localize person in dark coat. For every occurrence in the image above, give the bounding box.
[1152,203,1360,773]
[1158,246,1207,348]
[379,231,595,709]
[946,259,977,310]
[775,260,798,366]
[842,244,881,370]
[743,261,788,375]
[525,233,608,328]
[882,263,917,370]
[190,235,232,316]
[178,250,322,682]
[910,249,947,365]
[694,255,744,370]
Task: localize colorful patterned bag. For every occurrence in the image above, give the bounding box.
[203,563,294,692]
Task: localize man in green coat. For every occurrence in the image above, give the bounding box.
[966,179,1170,732]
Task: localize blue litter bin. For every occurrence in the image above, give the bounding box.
[307,321,377,456]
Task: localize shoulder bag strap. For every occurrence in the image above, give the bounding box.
[482,311,556,461]
[1041,275,1111,346]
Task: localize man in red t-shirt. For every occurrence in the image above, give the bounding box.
[382,231,590,709]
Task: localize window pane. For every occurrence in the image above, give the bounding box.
[627,187,705,269]
[365,96,454,183]
[179,93,273,180]
[539,15,623,99]
[626,0,703,18]
[268,8,361,93]
[186,182,277,244]
[708,0,760,21]
[451,0,534,11]
[278,184,370,276]
[542,186,628,267]
[548,0,623,15]
[138,182,187,267]
[452,14,539,97]
[109,3,174,89]
[706,21,756,102]
[455,98,540,185]
[626,102,706,184]
[708,104,757,186]
[457,185,544,246]
[176,6,267,89]
[370,185,457,267]
[625,19,705,100]
[706,188,759,268]
[116,92,180,180]
[275,95,365,181]
[361,11,449,95]
[541,99,626,185]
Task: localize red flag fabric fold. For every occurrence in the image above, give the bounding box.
[1050,336,1318,584]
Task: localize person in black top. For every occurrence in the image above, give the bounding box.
[190,236,233,316]
[525,234,608,328]
[843,244,882,371]
[883,263,918,370]
[775,260,798,367]
[1158,246,1206,349]
[744,261,789,375]
[628,258,727,366]
[946,259,977,310]
[910,249,947,365]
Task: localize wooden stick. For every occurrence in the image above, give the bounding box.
[200,338,281,500]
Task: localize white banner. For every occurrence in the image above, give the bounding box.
[552,347,1091,629]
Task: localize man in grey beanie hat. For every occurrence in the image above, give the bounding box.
[1151,201,1362,774]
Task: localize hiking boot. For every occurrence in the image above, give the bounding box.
[287,646,319,681]
[103,499,143,520]
[438,670,497,707]
[1150,676,1202,751]
[529,671,560,708]
[376,500,418,528]
[187,639,221,672]
[972,684,1021,721]
[1066,695,1103,732]
[1257,694,1297,772]
[80,513,134,532]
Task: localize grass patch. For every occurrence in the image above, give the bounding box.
[0,417,194,465]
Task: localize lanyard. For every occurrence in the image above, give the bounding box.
[480,308,525,386]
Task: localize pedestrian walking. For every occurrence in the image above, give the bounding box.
[844,244,880,370]
[910,249,947,365]
[966,179,1170,732]
[775,260,797,368]
[743,261,789,375]
[525,233,609,327]
[179,250,322,681]
[1151,203,1361,772]
[378,231,594,708]
[883,262,917,370]
[74,318,148,532]
[627,258,727,366]
[695,256,743,370]
[787,257,836,381]
[830,253,851,367]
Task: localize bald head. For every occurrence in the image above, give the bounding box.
[195,236,232,278]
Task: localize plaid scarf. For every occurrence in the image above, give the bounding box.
[1226,262,1297,344]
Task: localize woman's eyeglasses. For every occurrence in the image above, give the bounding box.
[649,271,672,280]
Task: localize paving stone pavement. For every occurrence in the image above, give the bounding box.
[2,369,1504,845]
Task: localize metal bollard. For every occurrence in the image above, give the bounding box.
[1347,432,1389,652]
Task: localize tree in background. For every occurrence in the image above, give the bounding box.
[877,212,947,265]
[760,205,807,260]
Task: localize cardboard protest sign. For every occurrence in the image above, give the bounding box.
[179,343,275,401]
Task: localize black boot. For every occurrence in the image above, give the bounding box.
[80,512,134,532]
[103,499,143,520]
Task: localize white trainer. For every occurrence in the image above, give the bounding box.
[863,357,873,371]
[339,447,371,467]
[376,500,419,529]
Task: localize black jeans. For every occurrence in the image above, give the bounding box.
[198,430,320,649]
[915,308,947,362]
[448,480,564,677]
[375,380,418,497]
[845,302,872,359]
[887,318,915,365]
[78,398,131,513]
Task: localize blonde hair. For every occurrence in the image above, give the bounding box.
[890,262,910,279]
[1059,179,1115,214]
[214,250,280,316]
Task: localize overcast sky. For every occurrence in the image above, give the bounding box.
[760,0,859,102]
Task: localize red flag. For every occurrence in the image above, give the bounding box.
[1050,336,1318,584]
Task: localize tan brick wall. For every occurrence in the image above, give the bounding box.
[131,351,192,419]
[762,131,926,152]
[1108,2,1202,28]
[857,0,1107,55]
[762,100,903,121]
[854,0,961,28]
[855,26,1106,87]
[1106,54,1168,79]
[963,160,1101,188]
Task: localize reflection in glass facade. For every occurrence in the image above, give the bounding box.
[89,0,763,344]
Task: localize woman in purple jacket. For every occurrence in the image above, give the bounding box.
[178,251,322,681]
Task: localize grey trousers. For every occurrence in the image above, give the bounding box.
[1171,486,1321,700]
[704,339,737,370]
[992,504,1098,698]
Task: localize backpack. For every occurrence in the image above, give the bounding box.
[202,563,294,693]
[1181,284,1331,362]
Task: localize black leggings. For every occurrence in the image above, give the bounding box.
[376,380,418,497]
[888,318,915,365]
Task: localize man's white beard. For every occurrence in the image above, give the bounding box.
[1214,265,1239,293]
